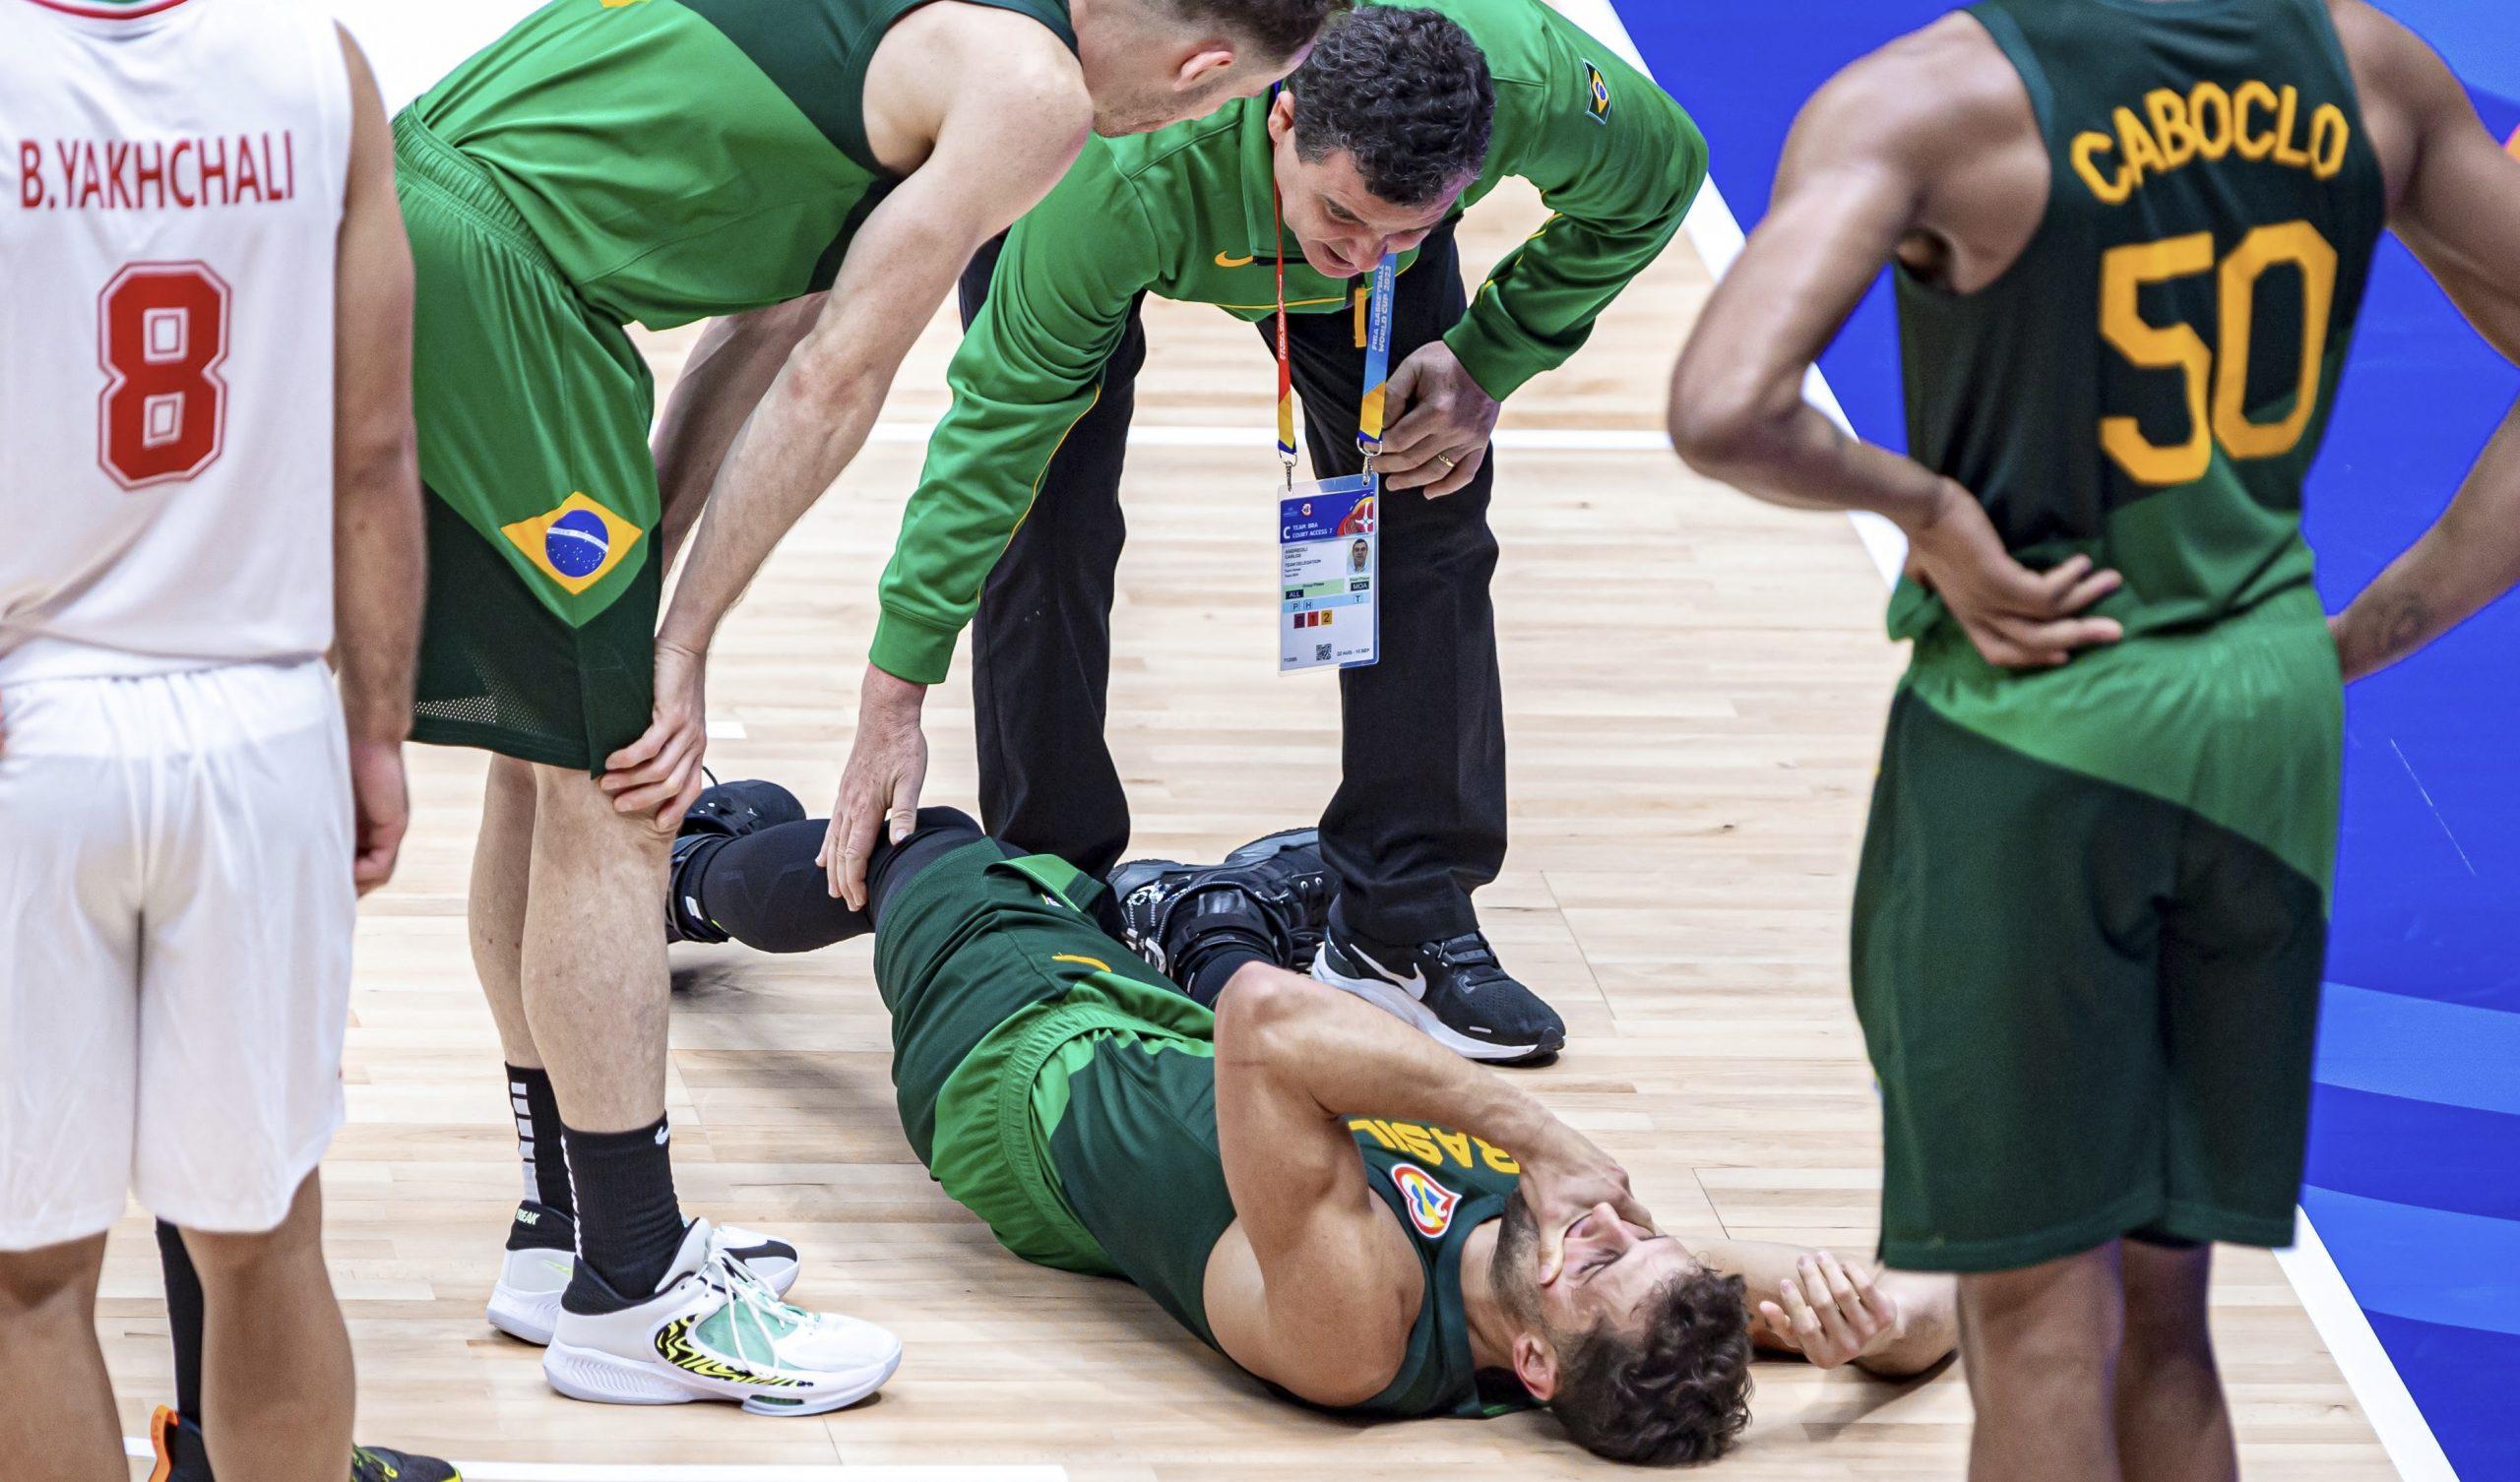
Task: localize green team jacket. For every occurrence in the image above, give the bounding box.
[868,0,1707,685]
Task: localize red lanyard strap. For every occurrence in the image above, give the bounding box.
[1274,184,1297,487]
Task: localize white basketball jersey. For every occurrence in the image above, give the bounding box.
[0,0,352,684]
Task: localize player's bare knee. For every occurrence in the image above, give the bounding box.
[2121,1279,2213,1362]
[1214,963,1318,1057]
[178,1173,326,1279]
[0,1233,107,1317]
[531,762,676,853]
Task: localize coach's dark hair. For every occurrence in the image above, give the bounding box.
[1288,7,1494,208]
[1170,0,1349,65]
[1550,1267,1754,1466]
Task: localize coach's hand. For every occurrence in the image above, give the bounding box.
[603,639,710,823]
[824,664,928,909]
[1521,1125,1657,1285]
[347,736,410,896]
[1378,342,1496,497]
[1902,482,2123,668]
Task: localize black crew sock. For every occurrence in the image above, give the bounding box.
[561,1115,685,1304]
[156,1219,208,1428]
[507,1064,573,1226]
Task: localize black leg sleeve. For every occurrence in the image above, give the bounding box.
[690,809,989,953]
[157,1219,208,1426]
[1269,219,1506,944]
[963,234,1146,879]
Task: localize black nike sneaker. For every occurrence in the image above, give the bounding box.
[1107,828,1334,976]
[668,778,806,944]
[1311,917,1566,1066]
[149,1405,463,1482]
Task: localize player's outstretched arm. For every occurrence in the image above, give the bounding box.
[332,27,423,895]
[1668,26,2122,670]
[1206,965,1653,1402]
[2326,1,2520,681]
[600,19,1093,828]
[1694,1240,1957,1378]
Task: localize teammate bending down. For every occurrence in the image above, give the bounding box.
[395,0,1339,1414]
[659,783,1959,1462]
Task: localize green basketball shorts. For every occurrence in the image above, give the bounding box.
[872,841,1216,1279]
[395,110,661,772]
[1854,585,2341,1272]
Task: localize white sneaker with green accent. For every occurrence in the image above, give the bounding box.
[541,1220,901,1416]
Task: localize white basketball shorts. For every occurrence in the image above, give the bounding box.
[0,658,354,1248]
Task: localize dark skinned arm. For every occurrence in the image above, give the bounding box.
[1667,25,2123,669]
[2326,1,2520,681]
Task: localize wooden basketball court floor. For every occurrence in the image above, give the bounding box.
[90,145,2398,1482]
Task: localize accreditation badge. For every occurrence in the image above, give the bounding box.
[1279,473,1379,673]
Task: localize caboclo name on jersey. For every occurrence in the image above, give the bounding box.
[16,133,301,213]
[2073,81,2352,205]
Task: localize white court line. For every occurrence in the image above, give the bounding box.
[2276,1214,2459,1482]
[1550,0,1909,585]
[1563,0,2453,1476]
[122,1440,1063,1482]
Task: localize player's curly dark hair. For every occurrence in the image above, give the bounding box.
[1550,1266,1755,1465]
[1173,0,1350,65]
[1288,6,1495,208]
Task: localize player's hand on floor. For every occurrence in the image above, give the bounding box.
[1523,1128,1657,1284]
[346,737,410,895]
[821,666,929,908]
[1902,483,2123,668]
[602,639,709,822]
[1378,341,1496,497]
[1755,1251,1905,1371]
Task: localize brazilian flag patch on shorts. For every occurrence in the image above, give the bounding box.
[500,491,645,597]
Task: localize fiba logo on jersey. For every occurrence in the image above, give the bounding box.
[544,508,612,580]
[1388,1163,1461,1238]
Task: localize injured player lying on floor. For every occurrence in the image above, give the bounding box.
[664,781,1959,1463]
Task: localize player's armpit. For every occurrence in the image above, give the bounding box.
[1207,966,1421,1404]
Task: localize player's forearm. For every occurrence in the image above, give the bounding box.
[333,432,423,744]
[2333,397,2520,681]
[653,297,824,568]
[656,347,887,654]
[1670,377,1955,531]
[1218,964,1575,1161]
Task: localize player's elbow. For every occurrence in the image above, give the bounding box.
[1667,358,1791,481]
[340,415,418,508]
[780,333,884,420]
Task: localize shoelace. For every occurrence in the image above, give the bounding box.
[694,1231,814,1362]
[1430,932,1512,993]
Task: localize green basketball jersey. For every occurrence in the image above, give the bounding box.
[1890,0,2385,645]
[1047,1058,1535,1420]
[407,0,1075,330]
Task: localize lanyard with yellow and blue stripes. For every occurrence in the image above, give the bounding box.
[1272,195,1399,488]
